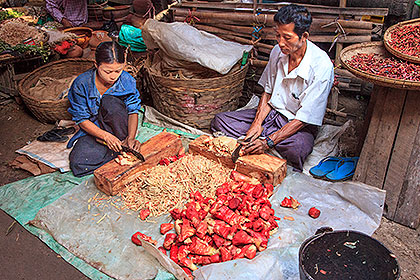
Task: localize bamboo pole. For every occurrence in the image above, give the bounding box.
[173,8,374,29]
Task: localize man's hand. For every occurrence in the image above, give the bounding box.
[123,138,142,152]
[245,123,263,142]
[103,132,122,152]
[61,18,73,28]
[243,139,269,155]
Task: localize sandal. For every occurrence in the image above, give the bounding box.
[37,130,69,143]
[325,157,359,181]
[50,127,76,136]
[309,156,342,178]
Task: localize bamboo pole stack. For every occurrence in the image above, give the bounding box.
[172,2,388,66]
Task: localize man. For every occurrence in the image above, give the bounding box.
[211,4,334,172]
[46,0,87,28]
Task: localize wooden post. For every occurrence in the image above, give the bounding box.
[353,86,406,188]
[382,91,420,228]
[335,0,347,66]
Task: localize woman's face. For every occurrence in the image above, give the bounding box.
[96,61,125,87]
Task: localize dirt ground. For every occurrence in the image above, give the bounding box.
[0,100,419,280]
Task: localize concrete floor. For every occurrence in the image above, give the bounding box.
[0,102,89,280]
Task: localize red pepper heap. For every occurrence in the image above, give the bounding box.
[150,171,278,276]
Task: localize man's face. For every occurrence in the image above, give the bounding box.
[274,22,307,55]
[96,61,125,87]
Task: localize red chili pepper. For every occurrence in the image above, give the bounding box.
[139,208,151,220]
[158,246,167,255]
[170,208,182,220]
[216,183,231,196]
[195,220,208,239]
[168,155,178,163]
[232,230,254,246]
[228,197,241,210]
[243,244,257,259]
[131,231,157,246]
[163,233,177,250]
[230,170,253,183]
[160,223,174,235]
[220,246,232,262]
[178,147,186,157]
[308,207,321,219]
[177,245,190,261]
[170,245,178,262]
[249,230,268,252]
[186,204,201,227]
[252,184,265,199]
[189,237,218,256]
[179,257,198,271]
[280,196,300,209]
[212,234,231,248]
[179,218,196,242]
[264,183,274,197]
[208,219,235,240]
[210,253,220,263]
[190,254,212,265]
[182,267,193,279]
[260,205,275,221]
[190,190,204,202]
[252,218,265,232]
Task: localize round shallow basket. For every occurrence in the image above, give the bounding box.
[340,41,420,90]
[145,59,249,129]
[384,18,420,64]
[18,58,95,123]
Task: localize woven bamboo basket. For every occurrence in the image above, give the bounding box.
[145,58,249,129]
[384,18,420,64]
[18,58,95,123]
[340,42,420,91]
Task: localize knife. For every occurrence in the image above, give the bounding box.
[97,139,145,162]
[231,137,251,163]
[121,145,145,162]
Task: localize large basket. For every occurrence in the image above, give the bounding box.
[145,60,249,129]
[384,18,420,64]
[340,41,420,90]
[18,58,95,123]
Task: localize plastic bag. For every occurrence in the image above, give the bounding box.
[142,19,253,74]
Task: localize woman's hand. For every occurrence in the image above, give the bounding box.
[103,132,122,152]
[123,138,142,152]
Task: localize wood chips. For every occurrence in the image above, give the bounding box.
[119,154,232,217]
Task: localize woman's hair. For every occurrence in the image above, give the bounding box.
[95,41,127,66]
[274,4,312,38]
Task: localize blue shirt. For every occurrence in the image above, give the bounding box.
[68,68,141,124]
[66,68,141,148]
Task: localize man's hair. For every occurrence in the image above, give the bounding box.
[274,4,312,38]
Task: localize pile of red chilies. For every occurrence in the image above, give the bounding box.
[141,171,278,277]
[388,24,420,58]
[347,53,420,81]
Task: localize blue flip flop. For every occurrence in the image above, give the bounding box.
[309,156,342,178]
[325,157,359,181]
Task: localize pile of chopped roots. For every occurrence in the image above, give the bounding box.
[120,154,232,217]
[0,18,45,46]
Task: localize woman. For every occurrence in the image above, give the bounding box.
[67,41,142,177]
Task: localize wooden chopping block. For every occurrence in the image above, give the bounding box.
[94,131,183,196]
[188,135,287,185]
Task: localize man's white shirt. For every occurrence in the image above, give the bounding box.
[258,40,334,126]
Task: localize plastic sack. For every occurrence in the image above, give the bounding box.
[141,19,253,74]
